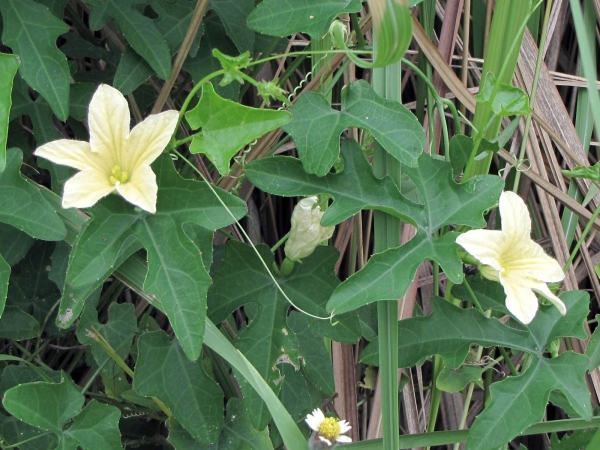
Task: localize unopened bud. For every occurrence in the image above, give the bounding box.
[329,20,348,49]
[284,197,334,262]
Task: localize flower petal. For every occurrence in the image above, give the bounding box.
[318,436,333,446]
[116,165,157,213]
[499,272,539,324]
[62,170,115,209]
[34,140,106,172]
[531,282,567,316]
[125,110,179,170]
[499,191,531,245]
[456,229,506,271]
[502,240,565,283]
[338,420,351,434]
[88,84,130,162]
[336,436,353,443]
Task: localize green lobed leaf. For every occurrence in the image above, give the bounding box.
[362,290,593,450]
[475,72,532,117]
[247,0,362,39]
[2,374,83,435]
[76,303,137,377]
[87,0,172,79]
[467,353,591,450]
[208,241,359,428]
[0,414,55,450]
[330,233,464,315]
[34,0,68,18]
[211,0,256,53]
[360,297,534,368]
[586,314,600,370]
[283,80,425,176]
[0,149,66,241]
[0,0,70,120]
[0,256,7,315]
[10,74,61,146]
[246,139,423,227]
[69,82,96,121]
[0,223,34,267]
[186,82,291,175]
[0,306,40,340]
[133,330,223,444]
[61,401,122,450]
[7,240,61,332]
[362,292,589,367]
[451,276,509,315]
[113,47,154,95]
[278,364,328,422]
[549,429,596,450]
[0,365,61,401]
[288,312,336,394]
[326,150,504,314]
[0,53,19,172]
[436,365,483,393]
[57,155,247,361]
[168,398,273,449]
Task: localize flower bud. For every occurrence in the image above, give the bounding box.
[284,197,334,262]
[329,20,348,49]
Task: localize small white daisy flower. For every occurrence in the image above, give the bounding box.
[305,408,352,447]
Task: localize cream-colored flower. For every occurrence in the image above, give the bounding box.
[456,191,566,324]
[285,196,335,262]
[305,408,351,446]
[34,84,178,213]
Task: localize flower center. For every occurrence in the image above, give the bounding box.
[109,165,128,185]
[318,417,340,441]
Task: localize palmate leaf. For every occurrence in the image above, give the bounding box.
[0,0,70,120]
[186,82,291,175]
[3,376,122,450]
[134,330,223,445]
[0,53,19,172]
[247,0,362,39]
[362,291,593,450]
[57,155,247,361]
[208,241,360,428]
[325,154,503,314]
[86,0,171,79]
[282,80,425,176]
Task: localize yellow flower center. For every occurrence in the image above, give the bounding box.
[318,417,341,441]
[109,165,128,185]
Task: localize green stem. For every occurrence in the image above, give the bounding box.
[271,231,290,253]
[372,43,402,449]
[563,200,600,273]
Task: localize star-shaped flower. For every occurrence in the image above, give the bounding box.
[305,408,351,447]
[456,191,566,324]
[34,84,178,213]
